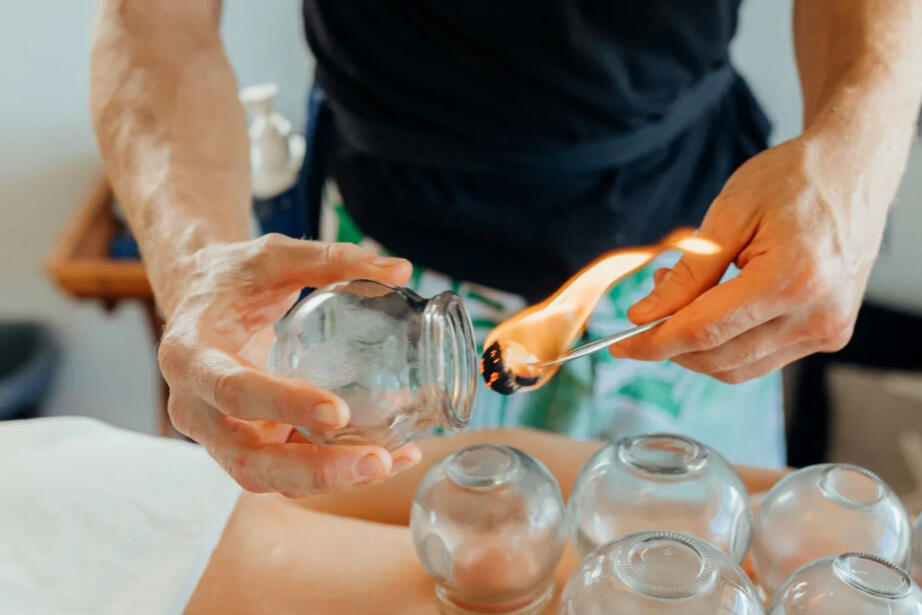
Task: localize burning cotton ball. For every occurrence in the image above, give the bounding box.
[481,340,542,395]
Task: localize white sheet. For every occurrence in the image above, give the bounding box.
[0,416,241,615]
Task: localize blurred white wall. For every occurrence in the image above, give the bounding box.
[0,0,918,434]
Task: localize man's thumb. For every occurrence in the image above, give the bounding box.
[628,249,735,324]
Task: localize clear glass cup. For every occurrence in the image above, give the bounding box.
[410,443,567,615]
[567,433,753,563]
[767,553,922,614]
[751,463,911,596]
[559,530,764,614]
[269,279,477,449]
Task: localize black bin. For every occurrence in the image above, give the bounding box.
[0,322,59,421]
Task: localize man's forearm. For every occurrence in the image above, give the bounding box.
[794,0,922,266]
[90,1,250,318]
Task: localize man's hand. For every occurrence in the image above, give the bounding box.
[610,136,883,383]
[90,3,426,495]
[612,0,922,383]
[158,234,422,496]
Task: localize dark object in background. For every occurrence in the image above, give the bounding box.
[0,322,60,421]
[786,302,922,467]
[108,199,142,260]
[109,229,141,260]
[253,182,307,238]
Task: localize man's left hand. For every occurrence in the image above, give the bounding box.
[611,135,886,383]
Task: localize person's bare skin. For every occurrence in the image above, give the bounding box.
[185,428,789,614]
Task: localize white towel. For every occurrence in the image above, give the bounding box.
[0,416,241,615]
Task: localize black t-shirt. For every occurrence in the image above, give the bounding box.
[303,1,770,301]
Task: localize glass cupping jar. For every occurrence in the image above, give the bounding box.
[559,530,764,615]
[270,280,477,449]
[751,463,911,596]
[567,433,753,563]
[411,443,567,615]
[768,553,922,614]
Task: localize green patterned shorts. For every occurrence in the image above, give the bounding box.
[320,185,785,468]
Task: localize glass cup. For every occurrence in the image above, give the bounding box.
[559,530,764,614]
[751,463,911,596]
[567,433,753,563]
[768,553,922,614]
[270,279,477,449]
[410,443,567,615]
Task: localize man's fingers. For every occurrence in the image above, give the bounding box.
[612,263,783,361]
[161,342,350,430]
[628,200,756,324]
[628,250,734,323]
[290,422,421,476]
[289,420,422,476]
[250,234,412,289]
[221,438,395,496]
[248,440,395,495]
[709,340,820,385]
[212,364,349,429]
[186,406,395,494]
[389,442,423,474]
[670,316,794,375]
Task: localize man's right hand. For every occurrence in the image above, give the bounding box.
[157,233,422,496]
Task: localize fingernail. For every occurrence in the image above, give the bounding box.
[356,453,386,479]
[372,256,408,267]
[313,402,344,427]
[391,457,417,475]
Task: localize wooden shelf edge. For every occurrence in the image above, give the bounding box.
[45,172,154,301]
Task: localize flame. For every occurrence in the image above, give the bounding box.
[481,228,720,394]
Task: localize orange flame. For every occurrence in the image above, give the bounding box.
[481,228,720,394]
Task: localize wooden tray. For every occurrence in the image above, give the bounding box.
[46,174,152,300]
